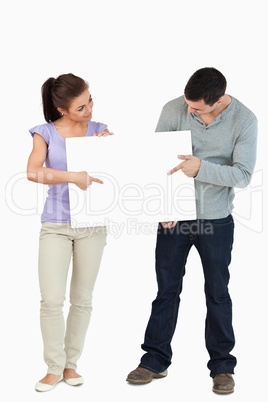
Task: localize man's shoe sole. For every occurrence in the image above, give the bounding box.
[213,388,234,394]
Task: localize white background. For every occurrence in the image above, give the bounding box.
[1,1,267,401]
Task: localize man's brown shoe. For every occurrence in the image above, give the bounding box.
[213,373,235,394]
[126,367,168,384]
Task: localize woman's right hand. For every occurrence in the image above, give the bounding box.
[72,171,103,190]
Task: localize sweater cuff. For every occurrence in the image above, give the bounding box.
[195,159,207,182]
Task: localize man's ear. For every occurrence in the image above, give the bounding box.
[216,96,224,105]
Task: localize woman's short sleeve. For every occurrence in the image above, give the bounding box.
[96,122,108,133]
[29,124,50,145]
[87,121,108,135]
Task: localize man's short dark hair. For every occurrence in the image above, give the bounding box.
[184,67,227,106]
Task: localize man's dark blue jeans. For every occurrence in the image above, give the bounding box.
[139,215,237,378]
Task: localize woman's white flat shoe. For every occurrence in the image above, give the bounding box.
[64,376,84,386]
[35,375,63,392]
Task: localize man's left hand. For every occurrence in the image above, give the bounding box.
[168,155,201,177]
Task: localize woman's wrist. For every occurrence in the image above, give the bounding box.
[68,171,76,184]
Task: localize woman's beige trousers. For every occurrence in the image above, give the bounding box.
[38,222,107,375]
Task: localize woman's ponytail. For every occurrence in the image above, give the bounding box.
[41,77,62,122]
[41,74,89,123]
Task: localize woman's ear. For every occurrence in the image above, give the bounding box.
[57,107,67,116]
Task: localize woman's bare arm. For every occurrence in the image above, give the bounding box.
[27,133,103,190]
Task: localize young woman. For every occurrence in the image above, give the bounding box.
[27,73,113,392]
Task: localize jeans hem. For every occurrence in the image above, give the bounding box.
[210,369,235,378]
[138,363,162,374]
[139,362,169,374]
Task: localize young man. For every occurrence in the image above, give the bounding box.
[126,67,258,394]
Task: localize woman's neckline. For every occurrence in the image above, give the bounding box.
[51,121,89,140]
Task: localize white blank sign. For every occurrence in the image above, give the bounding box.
[66,131,196,228]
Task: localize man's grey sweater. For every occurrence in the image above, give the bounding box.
[156,95,258,219]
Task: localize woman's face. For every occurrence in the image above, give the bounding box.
[62,89,94,122]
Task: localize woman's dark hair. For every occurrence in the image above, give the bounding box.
[41,73,89,122]
[184,67,227,106]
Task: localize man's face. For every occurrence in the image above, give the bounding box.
[184,96,222,116]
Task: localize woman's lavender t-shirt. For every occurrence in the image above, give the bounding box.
[29,121,107,223]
